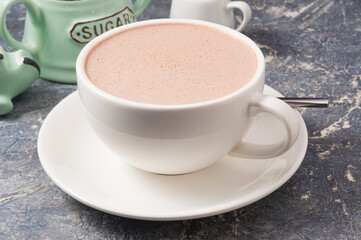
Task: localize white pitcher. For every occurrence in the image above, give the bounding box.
[170,0,251,32]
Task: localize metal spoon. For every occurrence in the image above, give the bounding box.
[279,97,329,108]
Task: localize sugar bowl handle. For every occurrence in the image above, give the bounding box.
[0,0,42,54]
[133,0,152,18]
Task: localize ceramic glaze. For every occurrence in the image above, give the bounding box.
[77,19,300,175]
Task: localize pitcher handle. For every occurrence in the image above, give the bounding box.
[226,1,252,32]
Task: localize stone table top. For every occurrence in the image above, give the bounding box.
[1,0,360,239]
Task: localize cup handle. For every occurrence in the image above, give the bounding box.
[133,0,152,19]
[226,1,252,32]
[229,94,300,159]
[0,0,42,54]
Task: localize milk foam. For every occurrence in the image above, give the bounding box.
[86,23,257,105]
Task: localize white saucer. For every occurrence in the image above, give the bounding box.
[37,86,308,221]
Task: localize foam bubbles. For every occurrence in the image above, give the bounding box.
[86,23,257,105]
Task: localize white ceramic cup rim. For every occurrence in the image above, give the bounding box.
[76,18,265,110]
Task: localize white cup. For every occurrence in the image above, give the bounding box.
[76,19,299,175]
[170,0,252,32]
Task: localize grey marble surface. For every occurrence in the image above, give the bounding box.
[1,0,360,239]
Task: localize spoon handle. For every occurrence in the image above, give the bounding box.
[279,98,329,108]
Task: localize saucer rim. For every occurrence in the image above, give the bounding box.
[37,86,308,220]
